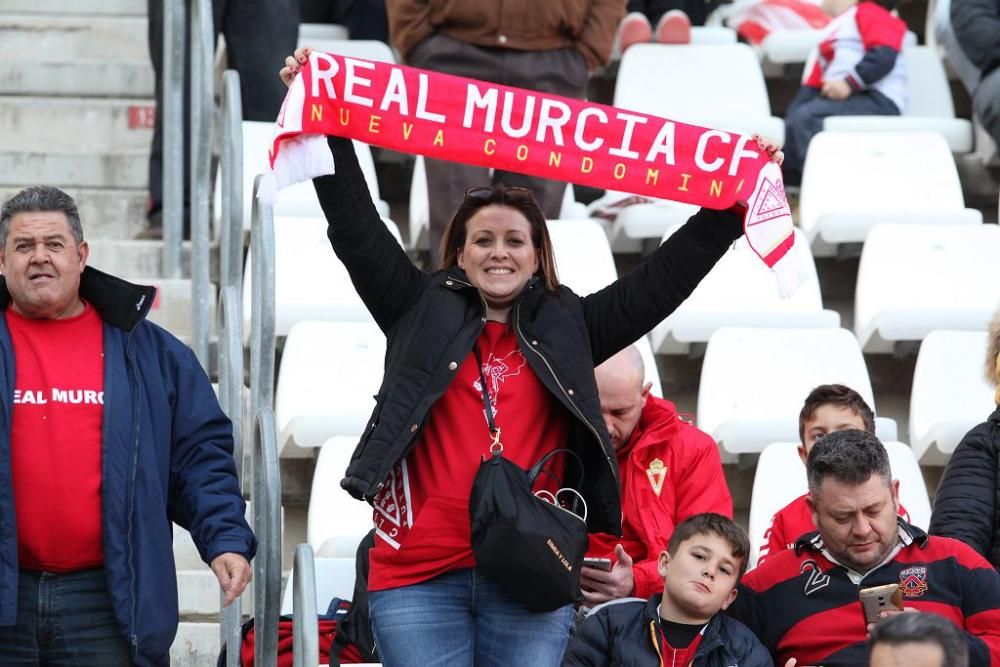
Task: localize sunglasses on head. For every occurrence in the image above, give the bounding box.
[463,185,538,206]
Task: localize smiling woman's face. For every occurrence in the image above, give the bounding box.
[457,204,539,316]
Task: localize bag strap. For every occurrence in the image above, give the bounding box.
[472,346,502,454]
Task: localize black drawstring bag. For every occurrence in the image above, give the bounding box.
[467,348,589,613]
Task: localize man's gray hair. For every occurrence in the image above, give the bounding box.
[869,611,968,666]
[806,428,891,496]
[0,186,84,247]
[987,303,1000,388]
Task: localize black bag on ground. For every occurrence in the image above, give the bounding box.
[469,447,588,613]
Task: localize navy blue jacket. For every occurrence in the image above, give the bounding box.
[0,267,256,666]
[562,594,774,666]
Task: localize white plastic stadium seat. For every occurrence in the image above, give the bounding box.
[298,22,350,43]
[909,330,996,464]
[651,226,839,354]
[212,121,388,235]
[747,440,932,570]
[798,131,981,256]
[308,437,377,556]
[280,556,356,615]
[854,224,1000,353]
[697,328,875,455]
[275,321,387,456]
[823,46,974,153]
[297,37,396,65]
[608,43,784,249]
[241,214,404,341]
[690,26,739,44]
[546,219,663,397]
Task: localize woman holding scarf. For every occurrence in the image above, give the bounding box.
[280,48,783,667]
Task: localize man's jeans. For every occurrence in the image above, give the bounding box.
[369,568,574,667]
[0,568,133,665]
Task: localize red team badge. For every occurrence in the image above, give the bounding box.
[898,566,929,598]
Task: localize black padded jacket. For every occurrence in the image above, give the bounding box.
[929,406,1000,569]
[312,136,743,535]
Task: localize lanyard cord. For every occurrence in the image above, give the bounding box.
[472,347,502,452]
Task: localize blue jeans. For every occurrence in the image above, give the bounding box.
[0,568,133,665]
[369,568,574,667]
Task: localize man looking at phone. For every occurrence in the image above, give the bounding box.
[581,346,733,605]
[728,429,1000,666]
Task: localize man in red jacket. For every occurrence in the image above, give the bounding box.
[581,346,733,605]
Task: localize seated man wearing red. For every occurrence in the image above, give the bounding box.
[581,346,733,605]
[757,384,908,565]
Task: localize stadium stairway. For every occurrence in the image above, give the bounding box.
[0,2,316,664]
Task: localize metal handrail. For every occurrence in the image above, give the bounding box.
[162,0,184,278]
[217,285,244,667]
[252,408,282,667]
[292,544,319,667]
[249,175,276,428]
[220,70,244,296]
[189,0,213,368]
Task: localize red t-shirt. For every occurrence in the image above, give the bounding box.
[658,622,705,667]
[369,321,569,590]
[8,302,105,571]
[758,493,910,565]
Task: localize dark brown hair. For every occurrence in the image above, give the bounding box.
[798,384,876,443]
[667,513,751,579]
[438,184,560,292]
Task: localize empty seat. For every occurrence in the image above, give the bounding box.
[546,219,663,396]
[747,440,932,569]
[308,437,375,556]
[697,328,877,455]
[798,131,981,256]
[213,121,388,235]
[298,22,349,43]
[279,556,356,615]
[854,224,1000,352]
[275,321,386,456]
[650,226,839,354]
[296,37,396,64]
[241,214,404,340]
[822,46,974,153]
[608,43,784,249]
[909,330,996,464]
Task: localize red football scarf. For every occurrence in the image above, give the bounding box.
[261,51,803,294]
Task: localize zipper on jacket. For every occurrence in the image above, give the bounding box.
[649,620,665,667]
[513,297,618,486]
[124,332,141,647]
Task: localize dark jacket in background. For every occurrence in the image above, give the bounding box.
[312,137,744,537]
[951,0,1000,75]
[930,406,1000,569]
[562,594,774,667]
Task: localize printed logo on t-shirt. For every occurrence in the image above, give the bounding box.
[373,460,411,550]
[473,349,526,423]
[13,388,104,405]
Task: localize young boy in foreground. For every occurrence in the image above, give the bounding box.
[562,514,772,666]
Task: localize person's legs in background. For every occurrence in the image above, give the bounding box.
[973,69,1000,149]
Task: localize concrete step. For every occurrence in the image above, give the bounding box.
[173,524,204,571]
[86,240,219,280]
[0,151,148,188]
[0,0,146,15]
[171,622,222,667]
[145,278,218,338]
[178,570,221,616]
[0,60,154,97]
[0,14,149,62]
[0,97,153,153]
[0,186,146,238]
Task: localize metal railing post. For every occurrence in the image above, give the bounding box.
[252,408,281,667]
[292,544,319,667]
[162,0,184,279]
[220,70,244,296]
[217,285,244,667]
[249,175,276,426]
[189,0,213,367]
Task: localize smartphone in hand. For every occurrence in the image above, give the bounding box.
[583,557,613,572]
[859,583,903,625]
